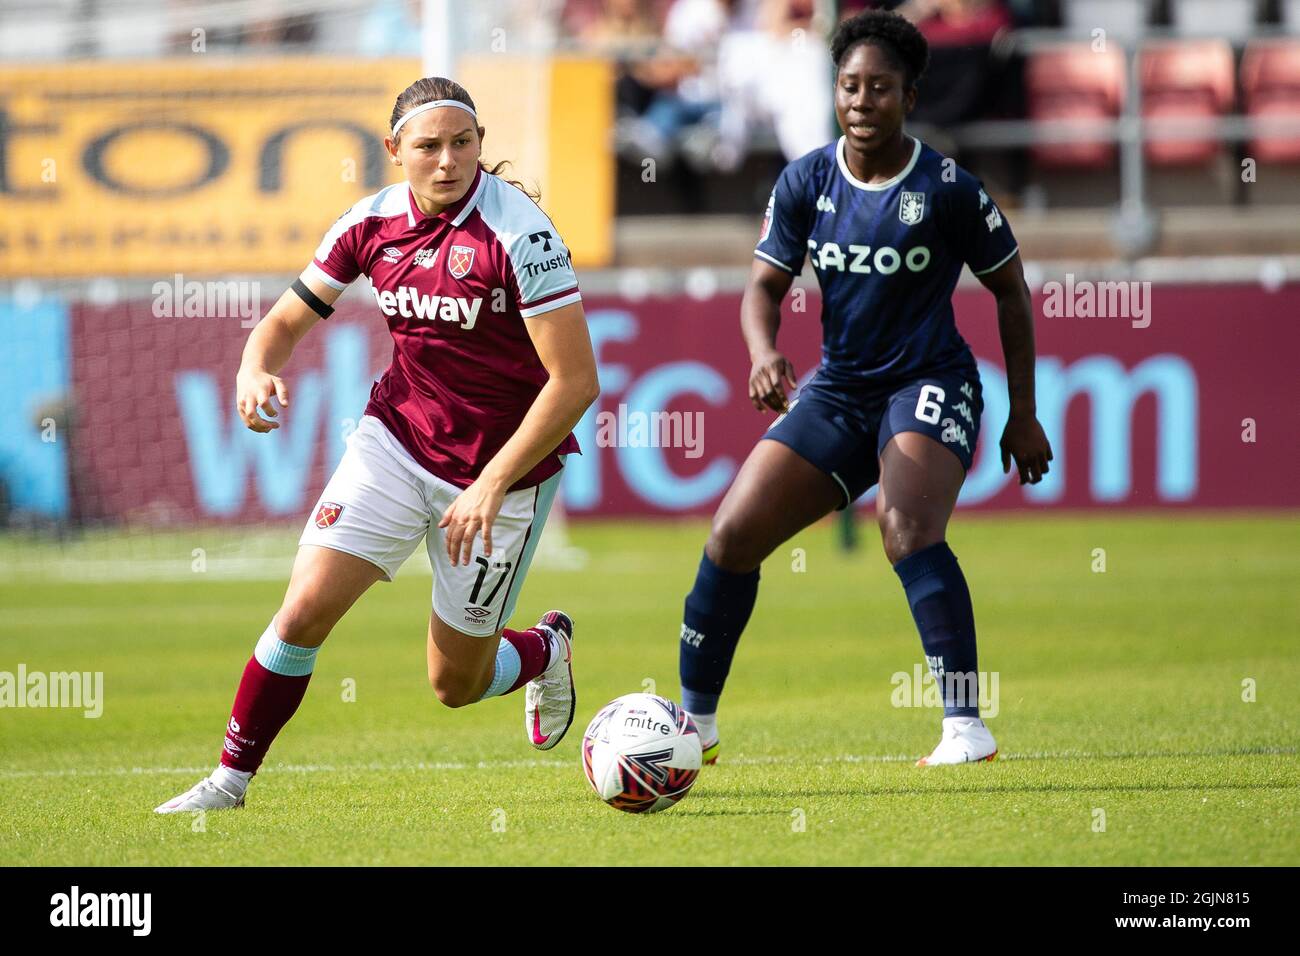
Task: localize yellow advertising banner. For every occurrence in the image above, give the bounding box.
[0,57,612,278]
[458,55,614,271]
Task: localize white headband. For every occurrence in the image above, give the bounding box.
[391,99,477,138]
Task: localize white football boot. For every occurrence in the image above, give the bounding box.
[525,610,575,751]
[916,716,998,766]
[154,774,245,813]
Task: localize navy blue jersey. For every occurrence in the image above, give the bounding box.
[756,136,1018,386]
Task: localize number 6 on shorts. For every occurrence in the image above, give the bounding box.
[914,384,945,425]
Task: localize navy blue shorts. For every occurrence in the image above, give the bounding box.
[763,368,984,509]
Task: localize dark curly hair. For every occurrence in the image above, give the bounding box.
[830,10,930,91]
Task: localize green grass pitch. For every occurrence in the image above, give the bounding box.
[1,514,1296,866]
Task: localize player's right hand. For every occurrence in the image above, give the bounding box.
[748,349,798,413]
[236,366,289,433]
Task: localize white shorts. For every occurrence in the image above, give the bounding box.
[299,415,562,637]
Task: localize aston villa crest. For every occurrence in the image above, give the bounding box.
[899,190,925,225]
[448,244,476,279]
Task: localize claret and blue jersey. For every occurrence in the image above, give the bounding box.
[756,135,1019,386]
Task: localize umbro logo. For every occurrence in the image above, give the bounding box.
[463,606,491,620]
[816,195,836,214]
[381,246,403,263]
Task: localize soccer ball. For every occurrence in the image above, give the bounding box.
[581,693,702,813]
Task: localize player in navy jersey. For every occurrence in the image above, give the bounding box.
[157,77,600,813]
[678,10,1053,766]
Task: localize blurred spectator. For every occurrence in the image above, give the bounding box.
[613,0,834,174]
[712,0,836,168]
[573,0,666,51]
[900,0,1013,46]
[567,0,674,120]
[613,0,734,173]
[904,0,1017,127]
[841,0,1020,126]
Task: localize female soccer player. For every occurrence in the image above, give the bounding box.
[677,10,1053,766]
[157,77,599,813]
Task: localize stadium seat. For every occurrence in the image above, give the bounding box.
[1140,40,1235,166]
[1026,44,1125,169]
[1241,39,1300,164]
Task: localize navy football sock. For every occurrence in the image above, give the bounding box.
[679,551,760,718]
[893,541,981,718]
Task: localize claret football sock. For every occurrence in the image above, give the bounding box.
[478,627,552,700]
[893,541,981,719]
[220,621,319,775]
[679,550,760,719]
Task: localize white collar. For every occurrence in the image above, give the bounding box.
[836,135,922,191]
[406,165,488,228]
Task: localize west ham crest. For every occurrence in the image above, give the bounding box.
[314,501,344,529]
[899,190,925,225]
[448,244,475,279]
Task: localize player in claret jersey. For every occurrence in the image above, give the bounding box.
[157,77,599,813]
[676,10,1054,767]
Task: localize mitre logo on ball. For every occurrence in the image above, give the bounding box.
[314,502,344,529]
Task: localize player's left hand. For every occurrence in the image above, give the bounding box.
[439,476,507,566]
[1000,413,1053,485]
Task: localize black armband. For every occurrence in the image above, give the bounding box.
[291,278,334,319]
